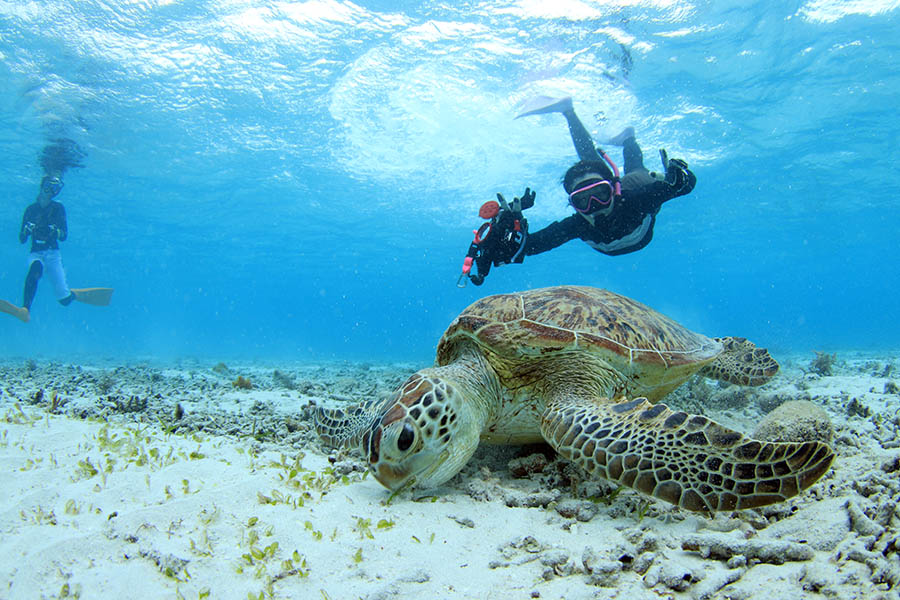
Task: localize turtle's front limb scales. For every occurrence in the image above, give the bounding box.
[541,395,834,513]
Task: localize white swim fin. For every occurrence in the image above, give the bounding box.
[603,126,635,146]
[515,95,573,119]
[71,287,114,306]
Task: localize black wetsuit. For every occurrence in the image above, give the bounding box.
[19,200,72,310]
[20,200,68,251]
[524,112,695,257]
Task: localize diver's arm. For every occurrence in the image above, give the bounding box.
[524,215,584,256]
[19,209,33,244]
[633,160,696,211]
[55,204,68,242]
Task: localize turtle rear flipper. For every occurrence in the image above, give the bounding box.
[541,396,834,513]
[313,397,387,450]
[698,336,779,386]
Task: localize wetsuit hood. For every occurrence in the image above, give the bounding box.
[563,160,615,193]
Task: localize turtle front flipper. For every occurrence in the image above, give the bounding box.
[541,396,834,513]
[698,336,779,386]
[313,397,388,450]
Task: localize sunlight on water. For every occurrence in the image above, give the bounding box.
[1,0,898,359]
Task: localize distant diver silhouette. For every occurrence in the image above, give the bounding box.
[1,139,113,323]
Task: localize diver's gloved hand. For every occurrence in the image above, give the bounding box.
[19,222,34,244]
[515,187,536,210]
[46,224,61,241]
[665,158,696,195]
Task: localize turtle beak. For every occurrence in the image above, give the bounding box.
[374,462,412,490]
[372,449,450,492]
[371,448,451,493]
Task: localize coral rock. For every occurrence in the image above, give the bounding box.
[752,399,834,444]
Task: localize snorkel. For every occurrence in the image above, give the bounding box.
[596,148,622,200]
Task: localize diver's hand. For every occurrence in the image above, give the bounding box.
[46,224,60,241]
[20,222,34,244]
[665,158,694,194]
[515,187,536,210]
[665,158,688,180]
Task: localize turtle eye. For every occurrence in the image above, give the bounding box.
[397,423,416,452]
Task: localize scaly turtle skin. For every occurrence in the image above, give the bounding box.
[315,286,834,512]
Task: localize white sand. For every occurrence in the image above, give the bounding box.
[1,354,898,600]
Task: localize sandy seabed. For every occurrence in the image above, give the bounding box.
[0,352,898,600]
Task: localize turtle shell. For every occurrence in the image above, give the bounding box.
[436,286,721,370]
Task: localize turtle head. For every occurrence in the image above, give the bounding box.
[361,372,478,492]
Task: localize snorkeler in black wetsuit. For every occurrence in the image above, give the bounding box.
[520,96,695,258]
[1,140,113,322]
[0,175,76,322]
[459,96,697,286]
[21,178,69,255]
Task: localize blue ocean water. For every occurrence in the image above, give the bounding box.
[1,0,898,363]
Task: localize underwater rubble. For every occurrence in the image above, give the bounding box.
[0,352,898,599]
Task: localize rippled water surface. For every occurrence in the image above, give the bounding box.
[1,0,898,360]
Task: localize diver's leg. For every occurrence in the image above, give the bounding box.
[516,96,601,162]
[44,250,75,306]
[622,136,645,174]
[23,259,42,310]
[562,108,602,162]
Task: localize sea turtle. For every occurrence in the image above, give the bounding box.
[315,286,834,512]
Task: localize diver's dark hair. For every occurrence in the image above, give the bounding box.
[40,138,86,177]
[563,160,615,193]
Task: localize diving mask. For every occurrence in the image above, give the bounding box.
[41,177,64,197]
[568,179,613,214]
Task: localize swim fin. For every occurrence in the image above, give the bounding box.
[603,126,635,146]
[515,95,573,119]
[0,299,30,322]
[71,287,114,306]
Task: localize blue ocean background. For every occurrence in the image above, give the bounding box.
[1,0,897,363]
